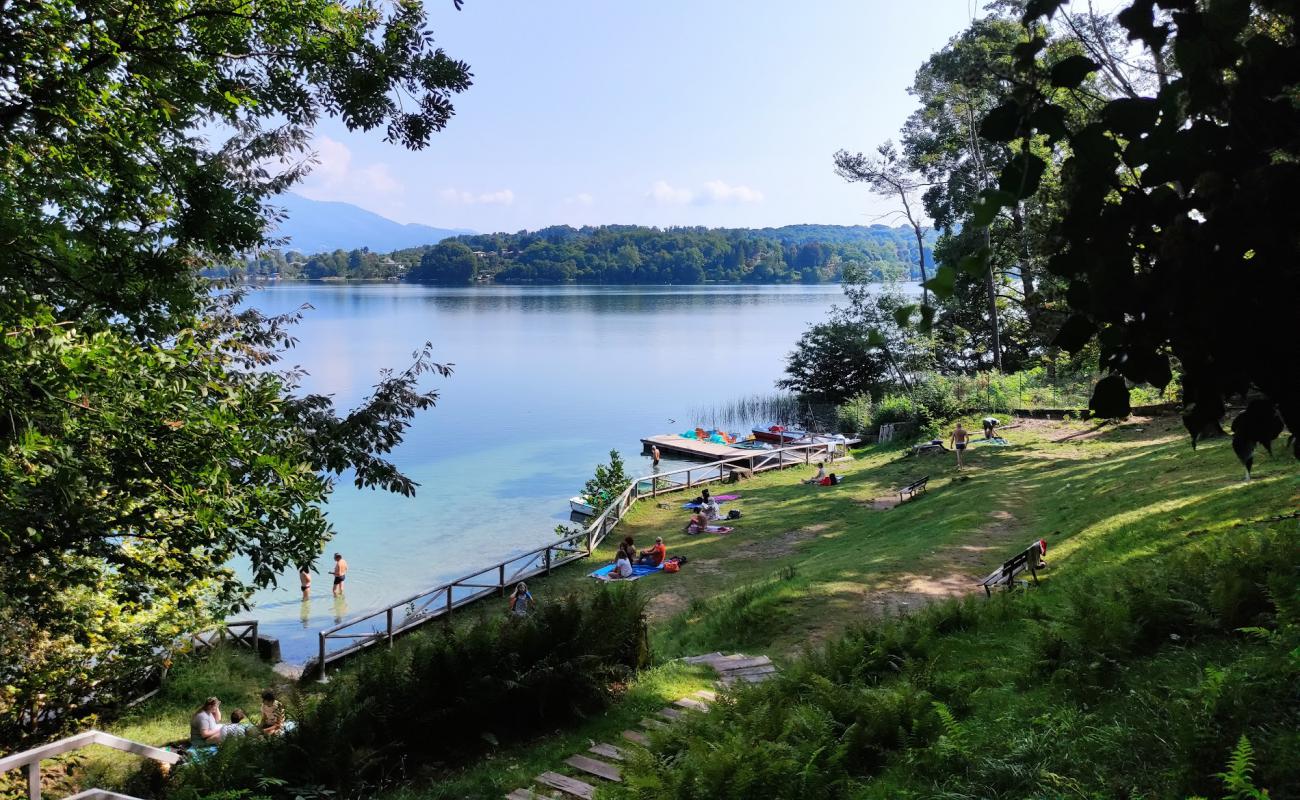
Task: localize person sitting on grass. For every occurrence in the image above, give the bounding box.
[685,509,710,534]
[220,709,254,740]
[818,472,840,486]
[802,462,827,484]
[190,697,222,748]
[637,536,667,567]
[608,548,634,579]
[258,690,286,736]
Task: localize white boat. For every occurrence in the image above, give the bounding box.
[569,496,597,516]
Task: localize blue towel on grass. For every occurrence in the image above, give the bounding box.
[589,563,664,581]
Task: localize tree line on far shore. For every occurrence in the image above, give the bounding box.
[216,223,937,285]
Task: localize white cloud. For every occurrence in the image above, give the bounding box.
[439,188,516,206]
[648,180,695,205]
[702,180,764,204]
[648,179,764,206]
[298,136,404,215]
[564,192,595,206]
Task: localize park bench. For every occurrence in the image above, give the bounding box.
[912,441,948,456]
[979,542,1043,597]
[896,476,929,503]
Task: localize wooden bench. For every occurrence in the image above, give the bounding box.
[896,476,929,503]
[912,441,948,456]
[979,543,1043,597]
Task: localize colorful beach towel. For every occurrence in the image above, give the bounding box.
[589,563,665,582]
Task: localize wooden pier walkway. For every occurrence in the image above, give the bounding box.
[641,434,753,460]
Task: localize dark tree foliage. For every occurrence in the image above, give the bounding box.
[969,0,1298,469]
[408,240,479,284]
[0,0,471,736]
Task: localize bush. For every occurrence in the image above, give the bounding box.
[171,586,649,797]
[870,394,915,429]
[835,394,874,435]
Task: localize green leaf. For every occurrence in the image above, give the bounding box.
[1023,0,1066,22]
[998,152,1047,199]
[1089,374,1132,419]
[922,265,957,299]
[958,248,991,277]
[1052,314,1096,353]
[918,304,936,333]
[1050,55,1099,89]
[979,101,1022,142]
[892,304,916,328]
[971,189,1015,227]
[1102,98,1160,137]
[1028,104,1069,141]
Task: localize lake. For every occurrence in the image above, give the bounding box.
[241,282,905,662]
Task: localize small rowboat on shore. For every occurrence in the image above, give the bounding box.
[569,496,597,516]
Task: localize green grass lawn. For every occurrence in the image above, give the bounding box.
[63,414,1297,798]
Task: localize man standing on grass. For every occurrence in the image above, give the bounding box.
[331,552,348,596]
[949,422,969,469]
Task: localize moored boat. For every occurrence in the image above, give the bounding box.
[569,496,597,516]
[752,425,805,443]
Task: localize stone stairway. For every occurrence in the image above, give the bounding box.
[503,653,776,799]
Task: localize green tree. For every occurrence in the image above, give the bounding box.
[977,0,1299,466]
[408,240,479,284]
[0,0,472,739]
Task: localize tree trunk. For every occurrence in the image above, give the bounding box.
[1011,204,1040,335]
[983,227,1003,372]
[912,221,929,308]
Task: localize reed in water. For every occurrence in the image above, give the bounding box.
[690,393,837,433]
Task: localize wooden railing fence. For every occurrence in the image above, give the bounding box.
[316,440,843,677]
[0,730,178,800]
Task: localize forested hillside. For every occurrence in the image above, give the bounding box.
[219,224,935,284]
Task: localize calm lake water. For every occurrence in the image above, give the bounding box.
[241,282,906,662]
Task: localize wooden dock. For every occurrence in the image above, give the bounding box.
[642,434,752,461]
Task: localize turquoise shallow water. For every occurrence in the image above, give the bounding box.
[238,283,907,662]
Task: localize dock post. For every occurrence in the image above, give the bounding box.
[499,563,506,596]
[446,586,453,619]
[386,608,394,648]
[545,546,552,576]
[318,633,327,681]
[686,470,692,488]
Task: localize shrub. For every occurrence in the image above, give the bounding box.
[870,394,915,428]
[835,393,874,435]
[171,586,648,797]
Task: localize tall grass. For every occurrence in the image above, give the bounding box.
[609,525,1300,799]
[169,586,650,798]
[690,394,838,433]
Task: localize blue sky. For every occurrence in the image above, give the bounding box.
[295,0,980,232]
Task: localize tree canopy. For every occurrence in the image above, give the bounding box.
[0,0,470,738]
[961,0,1299,464]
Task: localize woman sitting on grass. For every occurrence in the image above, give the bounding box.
[802,462,827,484]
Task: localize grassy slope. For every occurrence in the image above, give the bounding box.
[68,416,1295,798]
[393,415,1294,798]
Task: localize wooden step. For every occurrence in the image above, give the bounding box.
[694,689,718,701]
[718,664,778,679]
[564,754,622,782]
[506,790,544,800]
[656,706,685,721]
[674,697,709,711]
[589,742,625,761]
[535,772,595,800]
[622,729,650,746]
[713,656,772,672]
[681,651,725,664]
[640,716,667,729]
[721,672,776,686]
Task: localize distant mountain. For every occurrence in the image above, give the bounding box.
[266,193,471,253]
